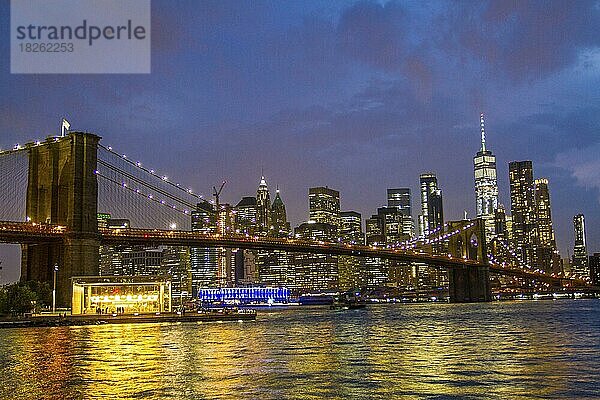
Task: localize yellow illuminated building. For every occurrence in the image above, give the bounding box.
[71,276,172,315]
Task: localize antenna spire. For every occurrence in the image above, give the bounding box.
[480,113,486,152]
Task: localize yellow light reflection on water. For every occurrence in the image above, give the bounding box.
[0,302,596,399]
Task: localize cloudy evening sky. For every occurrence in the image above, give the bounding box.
[1,0,599,281]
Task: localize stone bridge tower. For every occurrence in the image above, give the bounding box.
[21,132,100,306]
[446,218,491,302]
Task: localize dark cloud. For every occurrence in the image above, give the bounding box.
[446,0,600,81]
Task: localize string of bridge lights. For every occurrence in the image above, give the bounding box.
[389,222,477,251]
[95,170,192,216]
[96,159,197,209]
[386,222,453,249]
[0,136,65,155]
[492,237,542,273]
[98,144,211,205]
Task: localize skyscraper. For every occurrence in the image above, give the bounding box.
[235,196,258,235]
[572,214,589,278]
[589,253,600,285]
[509,161,536,264]
[387,188,411,215]
[270,188,291,237]
[339,211,364,290]
[494,205,508,241]
[340,211,363,245]
[257,187,292,287]
[190,202,219,293]
[309,186,341,231]
[256,176,271,235]
[387,188,414,237]
[293,221,339,292]
[419,173,444,237]
[473,113,499,237]
[532,178,559,273]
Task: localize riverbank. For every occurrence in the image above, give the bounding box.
[0,310,256,328]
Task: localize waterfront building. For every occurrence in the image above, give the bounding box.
[419,173,444,237]
[473,113,499,239]
[572,214,589,278]
[71,276,172,315]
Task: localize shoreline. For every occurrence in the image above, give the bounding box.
[0,310,256,329]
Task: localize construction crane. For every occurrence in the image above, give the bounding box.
[213,180,226,234]
[213,180,226,210]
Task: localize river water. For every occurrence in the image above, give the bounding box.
[0,300,598,399]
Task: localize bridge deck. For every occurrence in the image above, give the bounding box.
[0,221,587,285]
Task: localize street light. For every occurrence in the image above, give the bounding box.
[52,264,58,314]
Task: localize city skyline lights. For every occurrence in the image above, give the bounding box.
[1,1,599,283]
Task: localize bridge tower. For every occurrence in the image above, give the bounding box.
[21,132,101,307]
[446,218,491,302]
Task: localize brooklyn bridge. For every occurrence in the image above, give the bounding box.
[0,131,592,306]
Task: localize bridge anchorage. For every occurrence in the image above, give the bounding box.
[1,131,590,306]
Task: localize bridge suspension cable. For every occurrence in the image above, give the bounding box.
[96,144,213,230]
[0,150,28,222]
[98,144,210,204]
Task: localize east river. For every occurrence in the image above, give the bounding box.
[0,300,598,399]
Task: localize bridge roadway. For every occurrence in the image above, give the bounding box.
[0,221,582,284]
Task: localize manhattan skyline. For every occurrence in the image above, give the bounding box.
[1,0,599,267]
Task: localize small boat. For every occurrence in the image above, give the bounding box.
[330,291,367,310]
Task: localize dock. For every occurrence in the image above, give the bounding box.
[0,310,257,328]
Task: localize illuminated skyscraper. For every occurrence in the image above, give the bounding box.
[162,246,191,304]
[340,211,363,245]
[419,173,444,236]
[532,178,559,273]
[572,214,589,278]
[339,211,364,290]
[509,161,536,264]
[309,186,341,231]
[494,205,508,241]
[387,188,414,237]
[256,176,271,235]
[190,202,218,293]
[257,187,292,287]
[270,188,291,237]
[293,222,338,292]
[589,253,600,285]
[387,188,411,215]
[473,113,499,237]
[235,196,258,235]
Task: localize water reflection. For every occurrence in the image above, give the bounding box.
[0,300,598,399]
